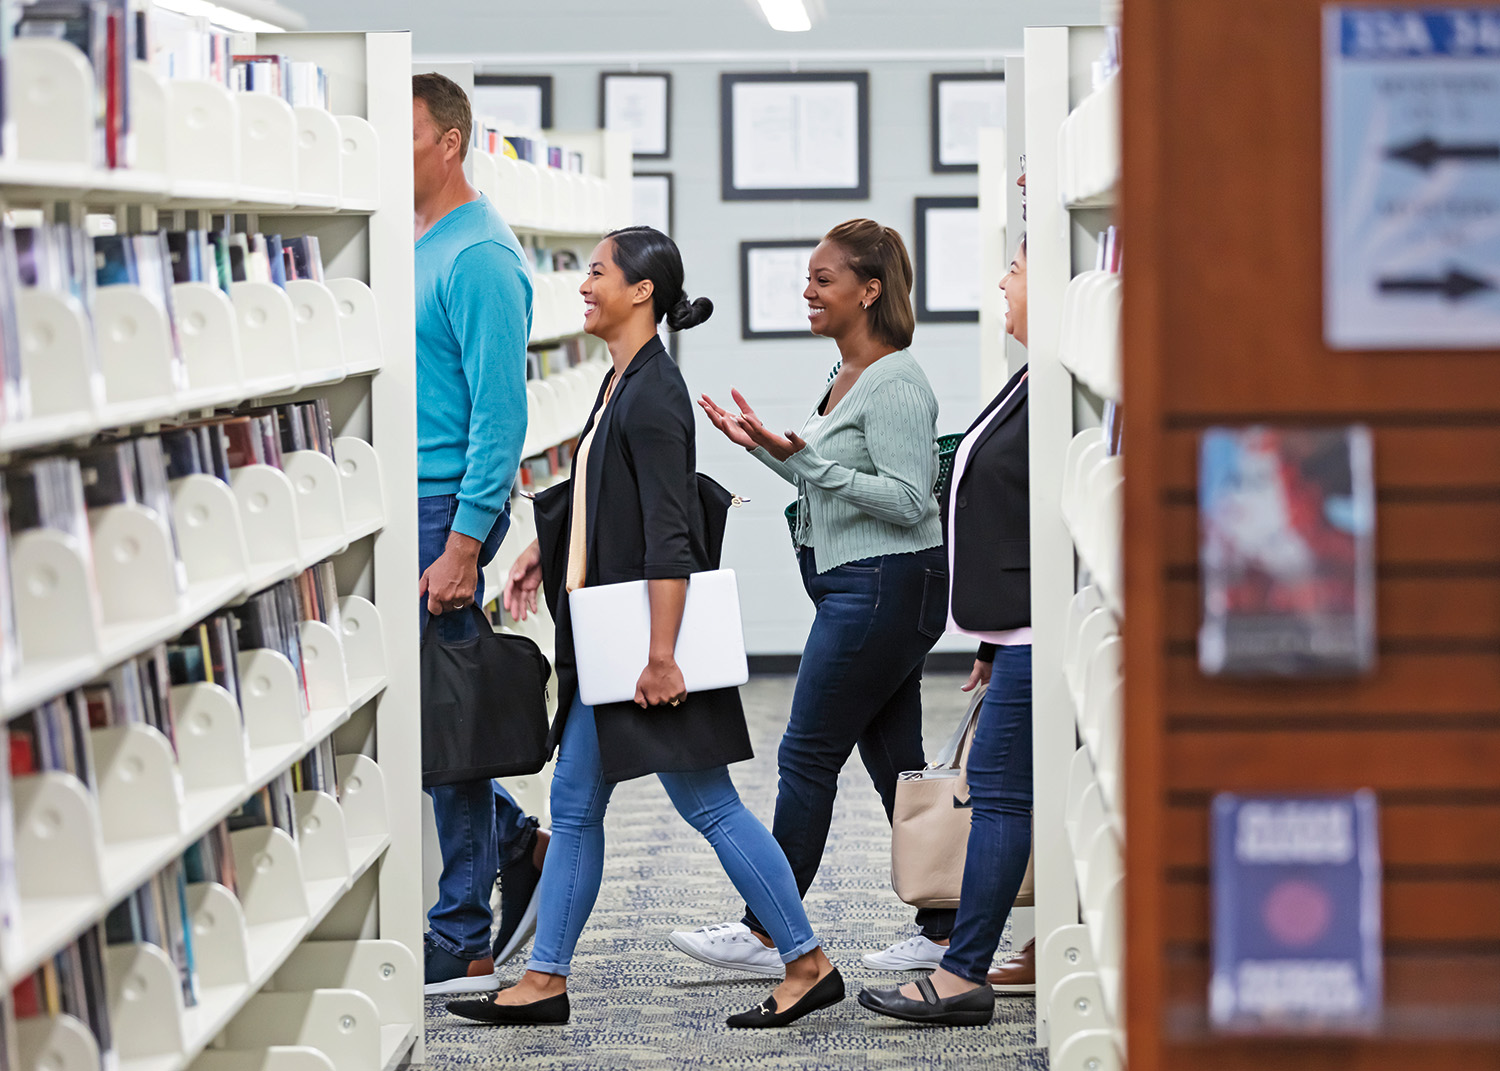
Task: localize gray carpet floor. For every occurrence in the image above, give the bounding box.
[421,672,1044,1069]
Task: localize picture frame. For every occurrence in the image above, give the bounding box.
[721,72,870,201]
[600,72,672,159]
[631,172,674,237]
[472,74,553,132]
[930,73,1006,173]
[914,197,982,322]
[739,240,819,340]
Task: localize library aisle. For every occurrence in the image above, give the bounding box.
[423,675,1040,1070]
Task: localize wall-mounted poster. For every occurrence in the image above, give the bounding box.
[600,72,672,158]
[721,73,869,200]
[931,73,1007,172]
[915,196,982,322]
[632,172,674,237]
[740,240,819,340]
[472,75,553,132]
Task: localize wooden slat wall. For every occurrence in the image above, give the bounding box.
[1122,1,1500,1066]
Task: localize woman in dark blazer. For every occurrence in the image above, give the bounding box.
[446,227,842,1030]
[861,236,1036,1026]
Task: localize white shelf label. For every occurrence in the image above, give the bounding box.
[1323,7,1500,349]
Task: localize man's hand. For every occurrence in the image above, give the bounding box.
[419,531,483,615]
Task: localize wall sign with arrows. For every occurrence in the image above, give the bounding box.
[1323,7,1500,349]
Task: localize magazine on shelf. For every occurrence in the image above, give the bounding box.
[1198,426,1376,677]
[1211,791,1383,1033]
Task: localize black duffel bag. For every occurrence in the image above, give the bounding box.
[420,606,551,787]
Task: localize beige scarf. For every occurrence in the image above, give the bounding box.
[565,374,619,593]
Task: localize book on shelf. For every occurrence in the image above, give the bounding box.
[10,694,98,791]
[14,0,134,170]
[1211,791,1383,1033]
[230,52,328,111]
[1197,426,1376,677]
[227,769,297,843]
[105,860,197,1007]
[0,724,16,969]
[0,473,18,684]
[0,226,26,425]
[11,925,114,1070]
[182,818,237,895]
[292,734,338,796]
[143,3,232,87]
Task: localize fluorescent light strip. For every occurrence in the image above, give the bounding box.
[150,0,288,33]
[756,0,812,33]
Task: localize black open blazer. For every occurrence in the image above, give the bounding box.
[532,336,753,783]
[939,365,1030,660]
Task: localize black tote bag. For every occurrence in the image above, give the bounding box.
[420,606,552,787]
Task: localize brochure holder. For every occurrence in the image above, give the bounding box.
[298,619,350,716]
[272,939,419,1044]
[130,63,171,176]
[171,474,251,592]
[172,682,253,795]
[90,503,182,627]
[229,826,310,926]
[16,289,105,420]
[92,724,185,847]
[291,791,351,885]
[11,528,103,664]
[294,107,343,203]
[239,93,299,200]
[186,881,253,989]
[15,1015,100,1071]
[104,942,189,1062]
[336,116,380,206]
[513,160,542,229]
[331,438,385,537]
[173,282,246,398]
[236,648,306,755]
[231,464,301,579]
[169,79,242,188]
[192,1049,336,1071]
[93,285,182,410]
[326,279,383,375]
[231,281,302,393]
[283,280,346,382]
[11,38,94,165]
[220,990,381,1071]
[283,450,348,550]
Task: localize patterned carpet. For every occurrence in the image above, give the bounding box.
[421,672,1044,1070]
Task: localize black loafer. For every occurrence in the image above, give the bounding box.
[446,992,570,1025]
[857,976,995,1026]
[727,969,845,1028]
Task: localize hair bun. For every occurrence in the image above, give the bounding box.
[666,295,714,332]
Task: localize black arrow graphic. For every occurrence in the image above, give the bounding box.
[1386,136,1500,171]
[1377,268,1496,301]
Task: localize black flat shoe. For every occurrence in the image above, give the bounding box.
[446,992,570,1025]
[857,976,995,1026]
[726,968,845,1028]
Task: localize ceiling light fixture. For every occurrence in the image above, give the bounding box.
[756,0,813,33]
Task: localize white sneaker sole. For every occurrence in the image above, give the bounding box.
[492,882,542,968]
[424,973,501,996]
[667,932,785,978]
[861,953,945,972]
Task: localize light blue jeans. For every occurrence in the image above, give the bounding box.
[529,696,820,975]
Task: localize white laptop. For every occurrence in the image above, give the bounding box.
[568,569,750,707]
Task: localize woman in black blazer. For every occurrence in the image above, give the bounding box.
[446,227,842,1029]
[861,236,1036,1026]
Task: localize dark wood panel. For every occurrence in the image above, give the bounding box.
[1166,576,1500,644]
[1164,877,1500,944]
[1160,1041,1500,1069]
[1165,501,1500,568]
[1163,426,1500,494]
[1164,802,1500,869]
[1162,730,1500,792]
[1166,949,1500,1008]
[1162,653,1500,718]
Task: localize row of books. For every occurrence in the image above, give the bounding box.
[0,220,327,428]
[0,398,337,684]
[473,125,586,174]
[0,1,332,170]
[525,336,587,380]
[2,734,346,1071]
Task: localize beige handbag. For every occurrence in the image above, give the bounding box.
[891,684,1034,910]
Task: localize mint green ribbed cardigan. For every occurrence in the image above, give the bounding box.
[753,349,943,573]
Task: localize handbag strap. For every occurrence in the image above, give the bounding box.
[421,604,493,646]
[930,684,987,772]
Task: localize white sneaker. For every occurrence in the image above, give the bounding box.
[667,922,785,977]
[862,935,948,971]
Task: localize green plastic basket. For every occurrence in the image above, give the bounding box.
[784,432,965,544]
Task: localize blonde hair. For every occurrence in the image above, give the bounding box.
[824,219,915,350]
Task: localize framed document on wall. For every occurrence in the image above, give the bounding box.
[632,172,674,237]
[721,72,870,201]
[472,75,553,131]
[740,240,819,340]
[600,72,672,158]
[915,197,982,322]
[930,73,1006,173]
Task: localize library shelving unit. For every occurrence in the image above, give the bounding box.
[1021,21,1124,1071]
[1,28,425,1071]
[1120,2,1500,1069]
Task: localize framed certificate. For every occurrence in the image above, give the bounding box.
[930,73,1006,173]
[739,240,819,340]
[915,196,982,322]
[631,172,674,237]
[721,73,869,201]
[472,75,553,132]
[600,72,672,159]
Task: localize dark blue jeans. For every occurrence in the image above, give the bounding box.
[744,546,957,940]
[940,644,1034,984]
[419,494,534,960]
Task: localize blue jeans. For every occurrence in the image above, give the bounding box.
[419,494,534,959]
[530,695,820,975]
[744,546,956,940]
[940,645,1033,984]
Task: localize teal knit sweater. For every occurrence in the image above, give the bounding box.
[753,350,943,573]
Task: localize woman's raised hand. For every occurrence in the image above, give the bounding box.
[698,393,758,451]
[502,540,543,622]
[729,388,806,463]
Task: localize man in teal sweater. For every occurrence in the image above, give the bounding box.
[412,73,548,996]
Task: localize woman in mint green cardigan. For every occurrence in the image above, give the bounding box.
[671,219,956,977]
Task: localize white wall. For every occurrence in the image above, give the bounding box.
[294,0,1103,653]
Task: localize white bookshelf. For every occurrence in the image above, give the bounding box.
[1019,22,1125,1071]
[1,28,423,1071]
